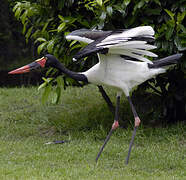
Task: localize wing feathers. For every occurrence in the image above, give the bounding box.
[66,35,94,44]
[102,26,154,42]
[66,29,111,43]
[131,49,157,57]
[109,49,153,64]
[109,48,157,57]
[99,40,147,48]
[120,44,157,50]
[67,26,157,63]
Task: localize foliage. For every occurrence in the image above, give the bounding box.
[0,0,33,71]
[11,0,186,123]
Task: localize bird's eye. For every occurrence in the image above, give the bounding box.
[35,58,43,62]
[35,57,47,62]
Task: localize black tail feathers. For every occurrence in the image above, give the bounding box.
[148,53,183,69]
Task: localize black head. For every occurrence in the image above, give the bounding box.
[44,54,61,68]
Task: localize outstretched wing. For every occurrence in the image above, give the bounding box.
[66,26,157,64]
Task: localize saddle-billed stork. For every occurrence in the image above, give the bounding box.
[9,26,182,164]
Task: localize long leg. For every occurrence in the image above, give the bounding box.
[96,93,120,162]
[97,85,115,115]
[125,96,141,165]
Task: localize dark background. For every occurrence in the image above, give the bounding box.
[0,0,42,86]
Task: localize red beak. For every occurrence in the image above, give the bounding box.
[8,57,47,74]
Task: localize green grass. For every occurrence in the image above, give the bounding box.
[0,85,186,179]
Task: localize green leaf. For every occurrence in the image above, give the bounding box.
[165,9,175,20]
[37,41,47,54]
[78,19,90,28]
[177,11,186,24]
[133,1,145,15]
[13,2,21,12]
[69,40,78,47]
[153,0,161,6]
[41,84,52,104]
[165,27,174,40]
[56,76,64,87]
[64,17,77,24]
[38,82,47,91]
[42,22,49,33]
[58,22,66,32]
[96,0,103,7]
[56,86,61,103]
[104,0,110,4]
[64,32,70,36]
[52,86,61,104]
[53,44,61,58]
[25,27,33,42]
[113,5,126,16]
[34,37,47,43]
[46,68,55,77]
[123,0,131,6]
[137,1,145,8]
[42,77,54,84]
[70,44,82,51]
[22,22,28,34]
[47,40,55,53]
[48,29,58,33]
[21,10,28,24]
[14,7,22,19]
[31,29,40,39]
[50,77,63,104]
[178,24,186,33]
[58,15,64,21]
[51,91,58,104]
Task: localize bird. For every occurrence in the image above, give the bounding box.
[9,26,183,164]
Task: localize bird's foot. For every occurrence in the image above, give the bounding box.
[112,120,119,130]
[135,117,141,127]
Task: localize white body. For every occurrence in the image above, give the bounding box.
[67,26,166,96]
[83,54,165,96]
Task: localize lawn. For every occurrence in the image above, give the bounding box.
[0,85,185,180]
